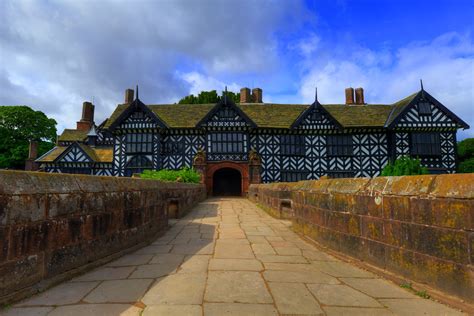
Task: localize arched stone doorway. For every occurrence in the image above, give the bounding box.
[212,168,242,196]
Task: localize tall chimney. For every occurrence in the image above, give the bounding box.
[252,88,263,103]
[25,140,39,171]
[76,101,95,131]
[240,87,251,103]
[355,87,365,104]
[125,88,134,103]
[345,87,355,105]
[28,140,38,159]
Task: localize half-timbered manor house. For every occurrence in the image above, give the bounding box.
[36,86,469,196]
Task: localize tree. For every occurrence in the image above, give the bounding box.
[178,90,240,104]
[381,156,428,176]
[0,106,57,169]
[457,138,474,173]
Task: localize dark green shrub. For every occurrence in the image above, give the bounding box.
[381,156,429,176]
[140,167,201,183]
[458,157,474,173]
[457,138,474,160]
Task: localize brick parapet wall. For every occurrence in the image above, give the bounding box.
[249,174,474,302]
[0,171,206,304]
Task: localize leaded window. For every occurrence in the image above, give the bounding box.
[280,135,304,156]
[125,155,152,176]
[281,171,308,182]
[125,133,153,153]
[411,133,441,156]
[209,133,245,153]
[418,101,432,115]
[327,135,353,157]
[60,167,91,175]
[162,141,184,155]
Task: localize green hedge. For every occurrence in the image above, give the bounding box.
[381,156,428,176]
[140,167,201,183]
[457,138,474,173]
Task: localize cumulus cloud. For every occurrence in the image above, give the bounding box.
[297,32,474,139]
[0,0,305,131]
[177,71,240,96]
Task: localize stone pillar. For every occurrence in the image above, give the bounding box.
[192,149,207,186]
[248,149,262,184]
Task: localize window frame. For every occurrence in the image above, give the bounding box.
[410,132,441,157]
[280,134,305,156]
[418,101,432,115]
[209,132,246,154]
[125,133,153,154]
[326,135,354,157]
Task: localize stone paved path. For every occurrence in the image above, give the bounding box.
[4,198,465,316]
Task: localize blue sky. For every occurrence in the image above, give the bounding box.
[1,0,473,138]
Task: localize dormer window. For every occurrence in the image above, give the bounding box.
[418,101,431,115]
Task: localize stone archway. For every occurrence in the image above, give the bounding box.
[212,168,242,196]
[206,162,249,196]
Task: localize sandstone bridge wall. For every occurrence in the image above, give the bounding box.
[0,170,206,305]
[249,174,473,303]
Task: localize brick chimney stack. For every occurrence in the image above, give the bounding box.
[25,140,39,171]
[345,87,355,105]
[240,88,251,103]
[355,87,365,104]
[125,88,134,103]
[76,101,95,131]
[252,88,263,103]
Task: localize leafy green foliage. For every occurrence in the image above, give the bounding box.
[458,157,474,173]
[178,90,240,104]
[457,138,474,173]
[381,156,429,176]
[457,138,474,160]
[0,106,57,169]
[140,167,201,183]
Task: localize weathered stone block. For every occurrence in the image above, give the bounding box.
[382,195,411,221]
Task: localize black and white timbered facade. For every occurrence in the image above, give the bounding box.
[37,86,469,188]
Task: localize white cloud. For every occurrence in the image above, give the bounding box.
[298,32,474,139]
[177,72,240,96]
[0,0,305,132]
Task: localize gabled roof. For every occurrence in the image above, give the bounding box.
[35,146,67,162]
[324,104,393,128]
[36,144,113,163]
[385,90,470,129]
[196,98,257,128]
[99,89,467,130]
[149,104,215,128]
[291,101,343,129]
[107,97,168,130]
[58,129,88,142]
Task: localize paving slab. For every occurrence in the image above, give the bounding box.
[263,270,339,284]
[379,298,466,316]
[17,281,98,306]
[205,271,273,303]
[268,282,323,315]
[256,254,308,263]
[107,254,153,267]
[84,279,153,303]
[128,262,178,278]
[178,255,210,273]
[307,284,382,307]
[214,243,254,259]
[323,306,394,316]
[134,245,172,255]
[1,307,53,316]
[204,303,278,316]
[209,258,263,271]
[142,273,207,305]
[73,266,135,281]
[341,278,416,298]
[251,243,276,255]
[142,304,201,316]
[47,304,142,316]
[149,253,184,264]
[311,261,376,278]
